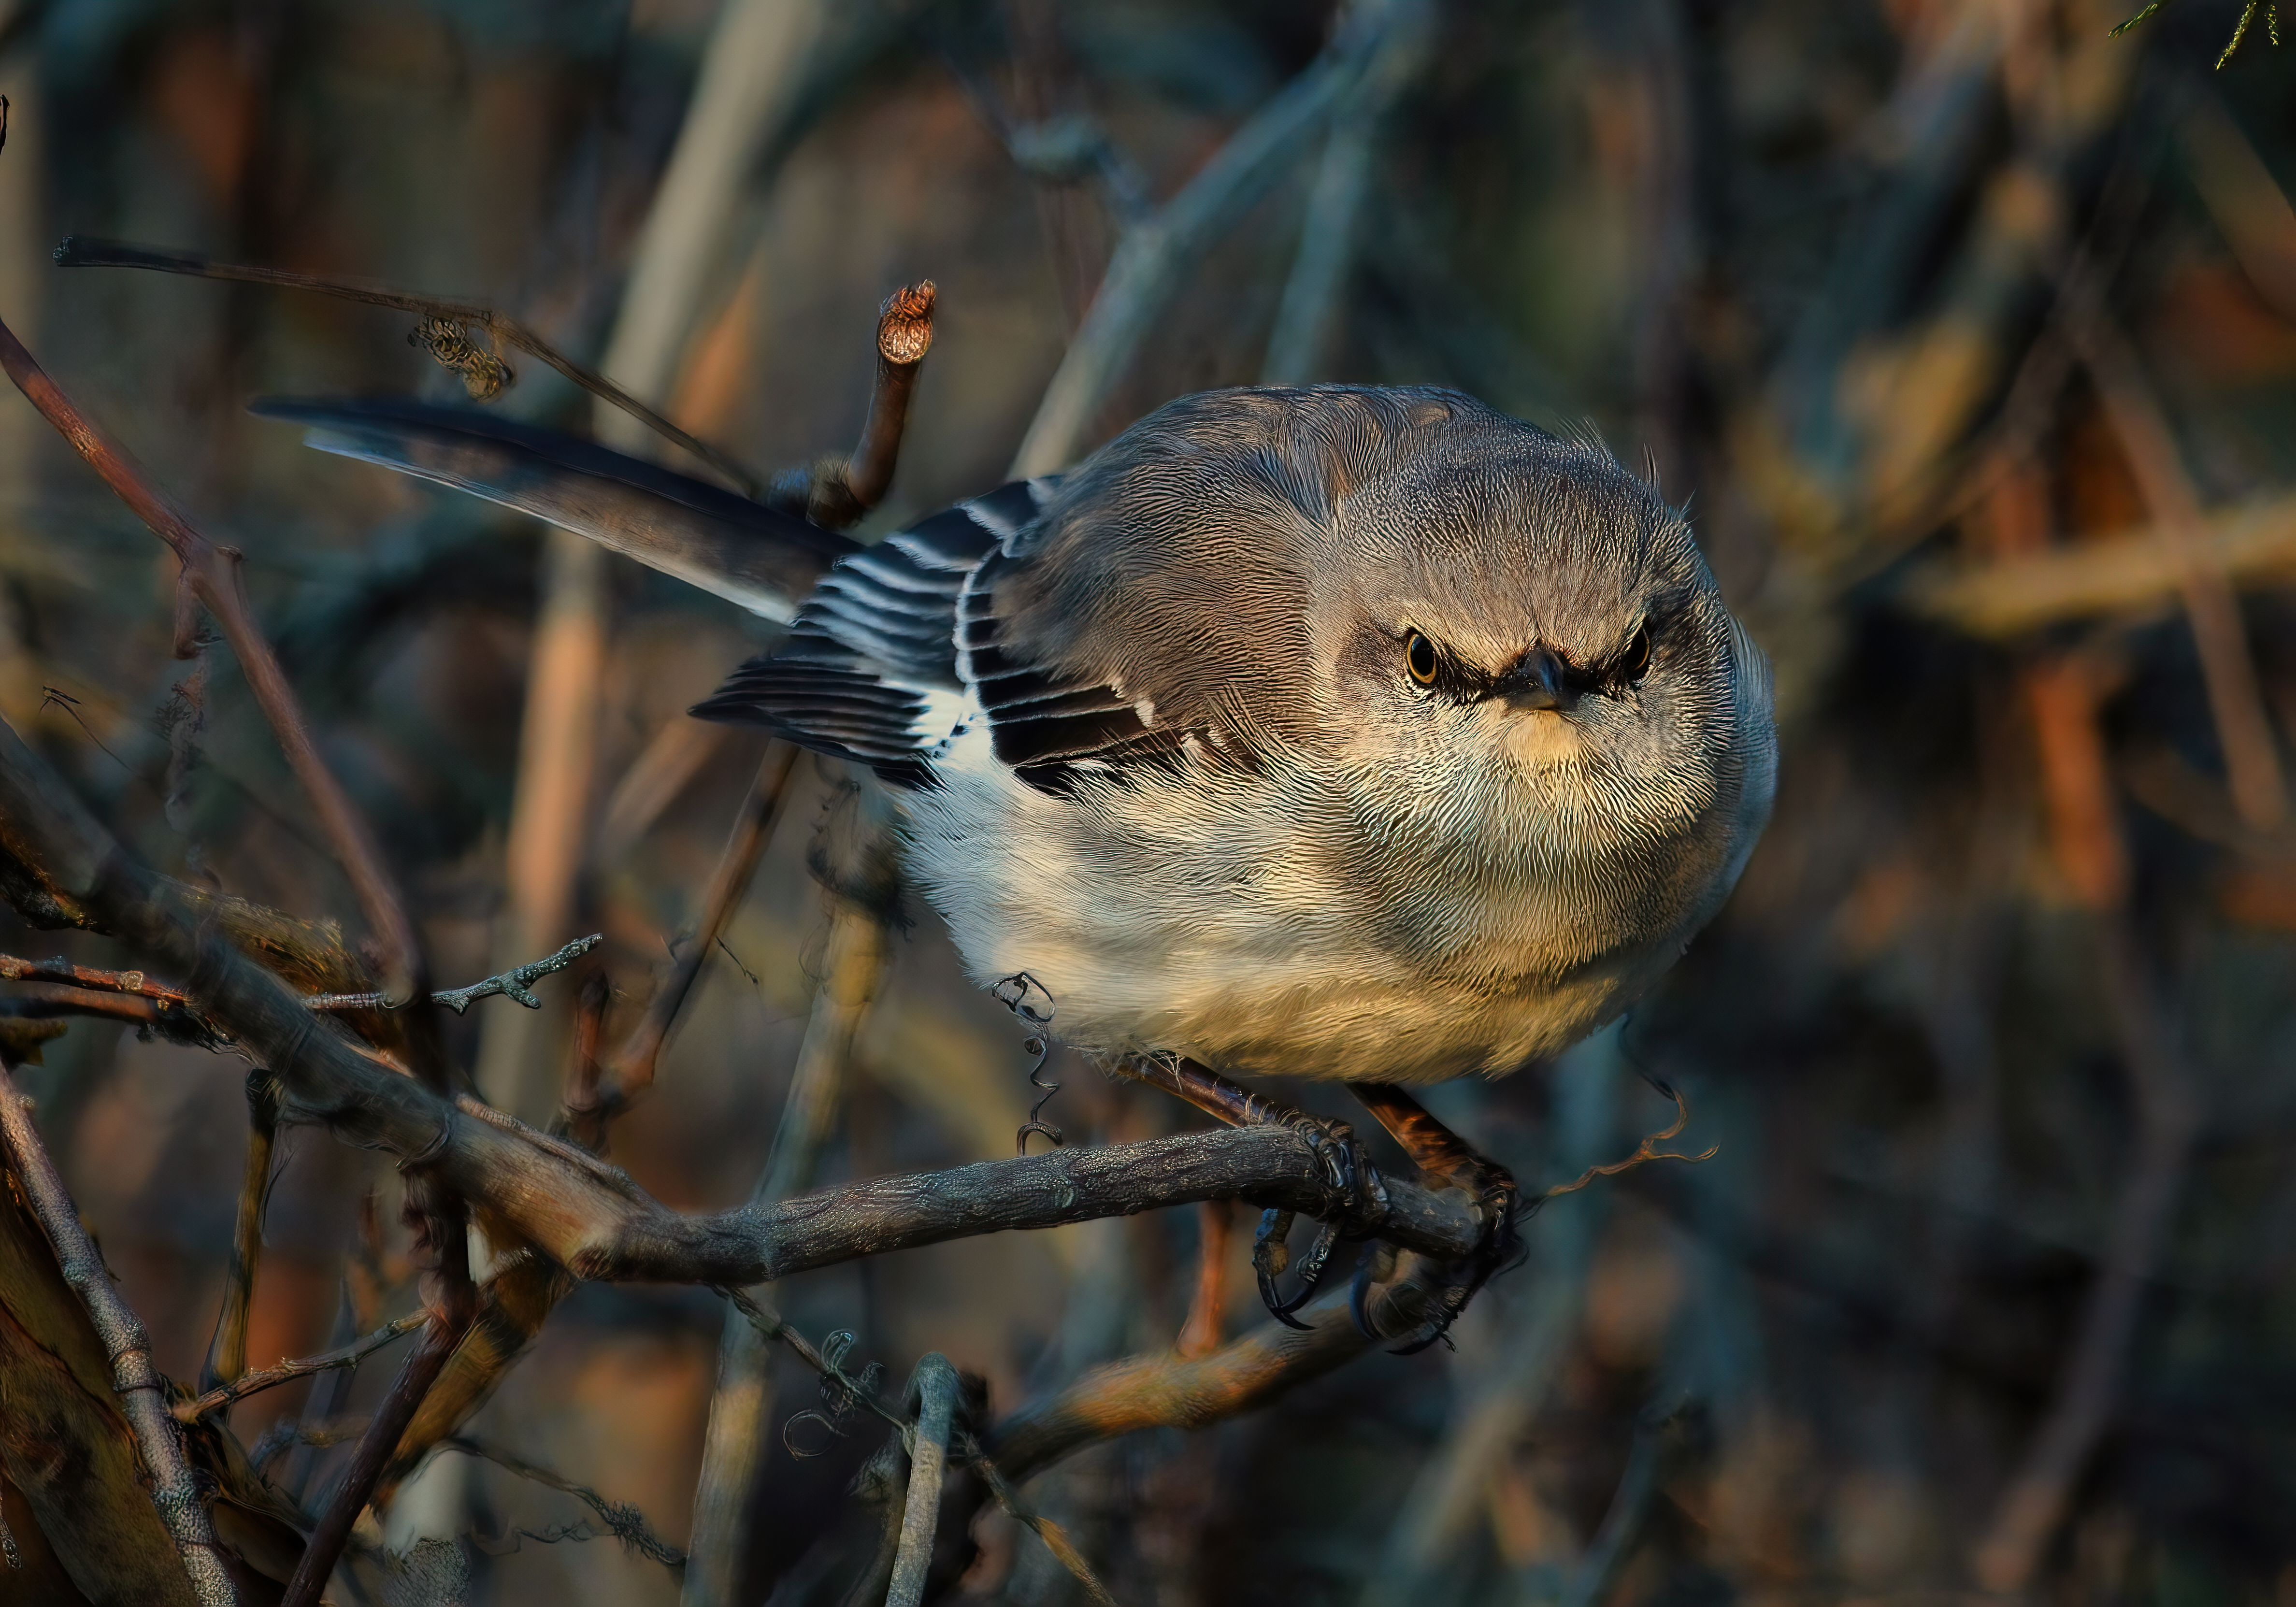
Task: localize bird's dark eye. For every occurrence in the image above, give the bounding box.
[1405,630,1439,686]
[1619,622,1653,684]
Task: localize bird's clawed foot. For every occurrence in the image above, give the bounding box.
[1249,1110,1379,1329]
[1115,1055,1383,1328]
[1344,1080,1523,1353]
[1113,1057,1521,1342]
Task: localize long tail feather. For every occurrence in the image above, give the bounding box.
[251,397,856,620]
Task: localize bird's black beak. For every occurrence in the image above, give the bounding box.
[1494,647,1574,712]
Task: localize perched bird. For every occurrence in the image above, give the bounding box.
[263,384,1772,1092]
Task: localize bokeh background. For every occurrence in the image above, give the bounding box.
[2,0,2295,1602]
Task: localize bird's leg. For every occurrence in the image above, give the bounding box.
[1344,1081,1522,1353]
[1114,1056,1372,1328]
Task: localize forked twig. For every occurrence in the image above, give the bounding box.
[720,1291,1119,1606]
[0,1068,240,1605]
[53,237,765,498]
[175,1312,428,1422]
[306,934,602,1016]
[0,313,433,1020]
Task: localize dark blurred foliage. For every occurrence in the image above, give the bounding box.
[3,0,2296,1603]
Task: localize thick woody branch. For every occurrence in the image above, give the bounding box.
[0,717,1482,1288]
[0,1066,240,1605]
[886,1352,960,1607]
[0,312,431,1017]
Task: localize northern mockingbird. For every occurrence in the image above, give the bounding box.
[261,383,1775,1329]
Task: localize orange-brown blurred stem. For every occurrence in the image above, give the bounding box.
[1175,1201,1234,1358]
[2070,309,2288,831]
[0,314,434,1025]
[1971,462,2204,1593]
[198,1070,280,1395]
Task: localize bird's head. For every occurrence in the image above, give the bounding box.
[1269,390,1779,962]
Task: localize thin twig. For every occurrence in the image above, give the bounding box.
[175,1312,428,1422]
[592,743,800,1114]
[280,1194,480,1607]
[52,238,764,498]
[439,1436,686,1569]
[886,1353,961,1607]
[1561,1402,1682,1607]
[198,1069,281,1395]
[305,933,602,1016]
[0,1067,240,1605]
[0,312,433,1019]
[1009,1,1392,476]
[1259,0,1433,384]
[684,899,885,1607]
[1970,922,2198,1591]
[1537,1082,1717,1201]
[0,953,195,1006]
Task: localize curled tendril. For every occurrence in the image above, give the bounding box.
[1539,1073,1718,1202]
[994,972,1064,1153]
[780,1329,886,1458]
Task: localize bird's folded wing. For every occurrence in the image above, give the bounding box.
[250,397,856,621]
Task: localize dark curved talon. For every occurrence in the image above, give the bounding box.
[1348,1246,1379,1339]
[1254,1206,1341,1328]
[1386,1178,1523,1354]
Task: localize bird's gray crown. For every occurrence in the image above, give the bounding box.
[1000,384,1726,761]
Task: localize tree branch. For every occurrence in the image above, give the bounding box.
[886,1353,960,1607]
[1008,2,1388,477]
[198,1070,280,1395]
[0,1066,240,1605]
[280,1189,479,1607]
[52,238,766,499]
[0,311,433,1019]
[175,1313,428,1424]
[592,742,800,1116]
[305,933,603,1016]
[682,896,883,1607]
[0,714,1481,1288]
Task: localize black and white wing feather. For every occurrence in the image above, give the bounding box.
[692,480,1060,788]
